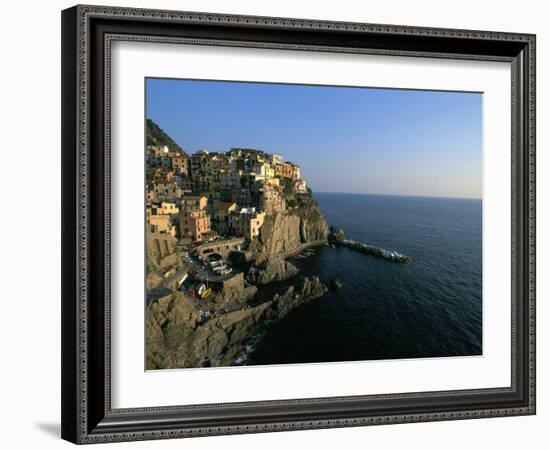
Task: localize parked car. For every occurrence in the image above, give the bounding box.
[212,264,226,274]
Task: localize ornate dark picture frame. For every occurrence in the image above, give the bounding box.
[61,4,536,444]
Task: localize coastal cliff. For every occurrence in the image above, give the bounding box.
[144,127,332,369]
[146,197,330,369]
[254,191,329,258]
[146,276,327,369]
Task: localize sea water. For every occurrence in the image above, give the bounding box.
[249,192,482,365]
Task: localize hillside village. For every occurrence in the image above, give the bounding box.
[145,117,317,291]
[146,119,330,368]
[147,125,307,245]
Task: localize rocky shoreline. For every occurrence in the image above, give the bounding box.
[144,124,412,370]
[146,201,409,369]
[147,275,327,369]
[146,194,332,369]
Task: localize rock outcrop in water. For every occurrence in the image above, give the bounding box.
[263,276,327,320]
[146,276,327,369]
[330,276,343,291]
[328,226,346,244]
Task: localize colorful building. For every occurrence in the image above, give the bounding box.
[212,201,237,234]
[171,155,189,175]
[179,209,211,242]
[159,202,179,215]
[147,208,178,237]
[181,195,208,212]
[229,208,266,241]
[275,162,293,179]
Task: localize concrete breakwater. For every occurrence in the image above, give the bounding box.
[337,239,410,263]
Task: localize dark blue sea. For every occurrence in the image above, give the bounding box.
[249,192,482,365]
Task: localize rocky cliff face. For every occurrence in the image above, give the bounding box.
[146,276,327,369]
[147,292,270,369]
[146,232,181,290]
[255,203,329,258]
[256,212,302,256]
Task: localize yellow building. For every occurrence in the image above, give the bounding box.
[229,208,266,241]
[159,202,179,215]
[274,162,293,179]
[149,145,169,158]
[264,163,275,179]
[266,177,280,188]
[148,212,178,237]
[181,195,208,212]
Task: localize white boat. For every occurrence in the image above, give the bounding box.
[176,273,188,289]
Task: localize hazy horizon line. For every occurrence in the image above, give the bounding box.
[313,190,482,201]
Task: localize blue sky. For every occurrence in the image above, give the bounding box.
[146,78,482,199]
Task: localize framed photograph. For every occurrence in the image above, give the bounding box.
[61,5,536,444]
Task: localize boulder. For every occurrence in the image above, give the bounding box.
[247,256,299,285]
[264,276,328,321]
[330,276,343,291]
[329,227,346,243]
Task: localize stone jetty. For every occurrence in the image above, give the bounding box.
[338,238,410,263]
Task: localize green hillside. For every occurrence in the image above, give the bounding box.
[146,119,187,156]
